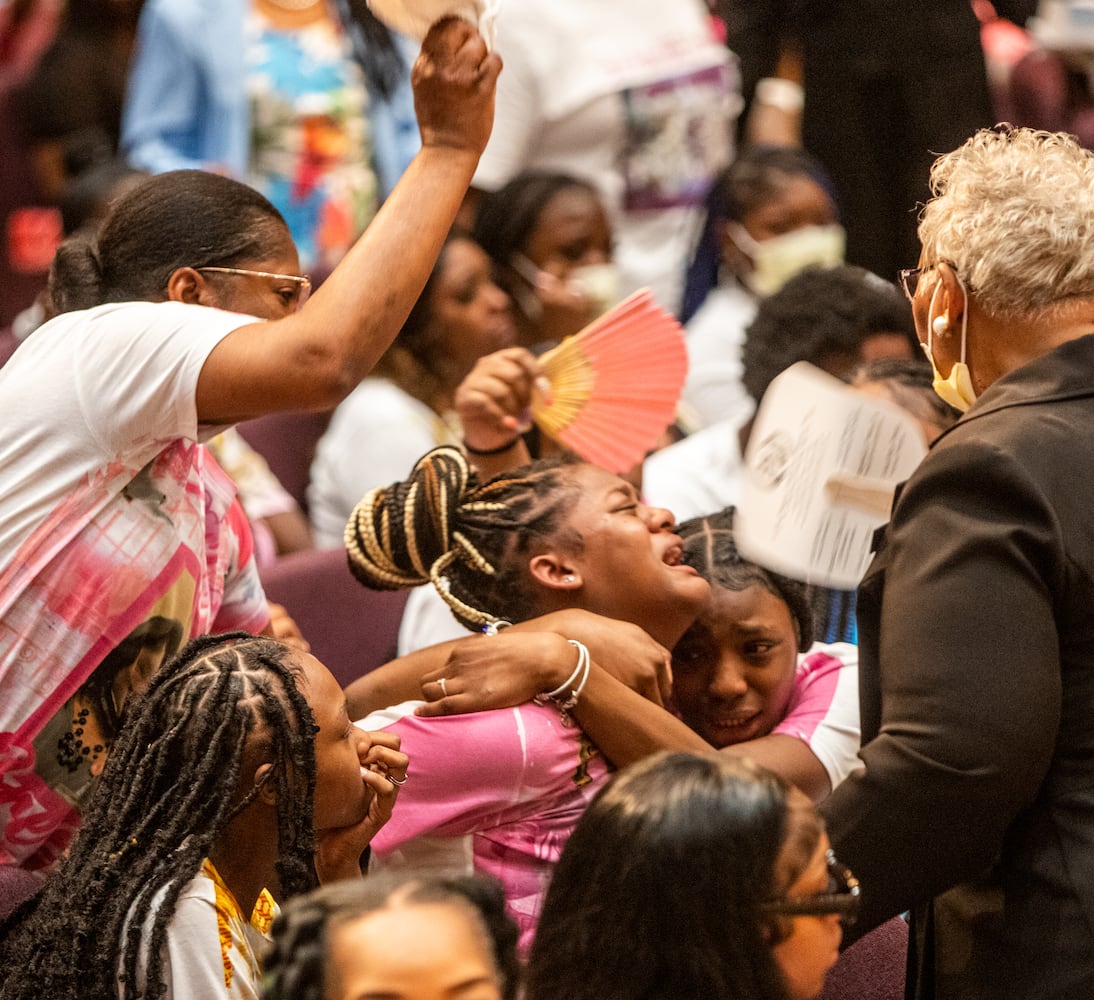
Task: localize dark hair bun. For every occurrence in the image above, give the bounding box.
[47,234,104,314]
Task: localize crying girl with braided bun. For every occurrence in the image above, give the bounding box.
[343,444,711,950]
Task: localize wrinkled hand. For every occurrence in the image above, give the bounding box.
[456,347,543,452]
[416,631,574,717]
[314,731,408,883]
[266,602,310,653]
[413,18,502,156]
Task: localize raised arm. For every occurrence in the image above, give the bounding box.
[194,19,502,424]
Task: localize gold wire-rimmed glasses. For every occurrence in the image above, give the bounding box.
[196,266,312,310]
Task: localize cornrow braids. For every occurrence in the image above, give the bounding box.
[677,508,815,651]
[345,446,584,630]
[0,633,319,1000]
[263,872,521,1000]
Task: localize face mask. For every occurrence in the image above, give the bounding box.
[923,271,976,412]
[510,254,620,321]
[567,262,620,317]
[730,223,846,298]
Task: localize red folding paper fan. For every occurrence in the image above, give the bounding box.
[531,289,688,474]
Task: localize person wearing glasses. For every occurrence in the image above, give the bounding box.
[524,752,857,1000]
[821,126,1094,998]
[0,16,499,874]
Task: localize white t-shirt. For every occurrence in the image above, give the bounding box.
[308,377,460,548]
[680,282,758,429]
[397,583,473,655]
[126,860,276,1000]
[0,301,268,868]
[774,642,862,791]
[641,411,749,522]
[473,0,741,314]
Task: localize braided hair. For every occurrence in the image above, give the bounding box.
[345,446,583,630]
[263,871,521,1000]
[0,633,319,1000]
[676,507,815,653]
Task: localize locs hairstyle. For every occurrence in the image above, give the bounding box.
[0,633,319,1000]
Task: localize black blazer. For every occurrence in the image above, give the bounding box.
[822,333,1094,999]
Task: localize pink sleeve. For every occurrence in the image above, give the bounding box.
[773,642,862,790]
[356,703,583,855]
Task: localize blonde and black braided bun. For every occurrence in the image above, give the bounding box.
[345,446,582,631]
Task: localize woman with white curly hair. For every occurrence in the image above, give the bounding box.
[821,125,1094,999]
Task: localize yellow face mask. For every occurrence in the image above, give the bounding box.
[923,271,976,412]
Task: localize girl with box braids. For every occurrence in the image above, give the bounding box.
[342,447,713,948]
[0,632,319,1000]
[345,445,583,630]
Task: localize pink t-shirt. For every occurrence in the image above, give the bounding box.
[357,701,611,950]
[773,642,861,790]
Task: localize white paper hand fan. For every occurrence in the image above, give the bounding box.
[531,289,688,474]
[367,0,499,47]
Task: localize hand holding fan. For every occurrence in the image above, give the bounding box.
[367,0,500,47]
[531,290,688,474]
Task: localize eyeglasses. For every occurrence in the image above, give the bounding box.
[898,265,934,303]
[196,266,312,309]
[760,849,861,927]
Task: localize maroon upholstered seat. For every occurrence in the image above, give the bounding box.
[818,916,908,1000]
[0,865,45,921]
[237,409,332,515]
[259,546,409,689]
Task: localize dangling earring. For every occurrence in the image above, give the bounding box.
[932,314,949,337]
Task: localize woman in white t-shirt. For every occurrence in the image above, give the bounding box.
[0,19,497,871]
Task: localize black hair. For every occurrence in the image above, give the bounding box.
[333,0,408,101]
[345,446,584,630]
[262,871,521,1000]
[47,169,289,315]
[741,264,917,405]
[675,507,815,655]
[472,170,600,277]
[78,614,185,745]
[372,229,480,409]
[525,752,819,1000]
[680,145,838,323]
[0,633,319,1000]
